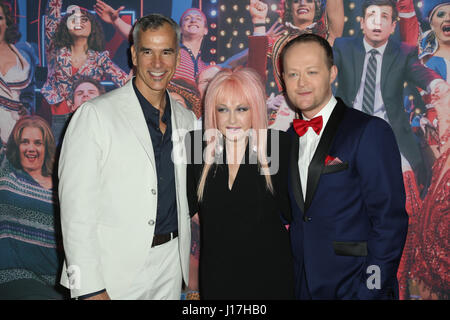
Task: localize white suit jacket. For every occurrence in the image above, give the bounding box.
[58,80,197,298]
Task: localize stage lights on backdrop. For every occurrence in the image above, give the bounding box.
[204,0,425,66]
[211,0,281,65]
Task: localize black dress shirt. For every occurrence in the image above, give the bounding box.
[132,79,178,235]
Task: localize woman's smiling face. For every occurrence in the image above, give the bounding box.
[19,127,46,175]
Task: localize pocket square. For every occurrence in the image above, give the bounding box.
[325,155,343,166]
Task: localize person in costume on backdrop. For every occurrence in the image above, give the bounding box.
[282,33,408,299]
[397,0,450,156]
[0,116,66,299]
[397,0,450,80]
[95,1,209,85]
[51,77,105,146]
[168,77,202,119]
[173,8,209,83]
[186,67,294,299]
[58,14,197,300]
[0,1,38,144]
[396,0,450,300]
[250,0,344,46]
[333,0,449,200]
[248,0,344,131]
[42,0,128,132]
[411,90,450,300]
[397,0,450,147]
[418,1,450,81]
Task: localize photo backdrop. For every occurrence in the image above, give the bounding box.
[0,0,448,300]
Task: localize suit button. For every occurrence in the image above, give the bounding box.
[303,216,312,222]
[151,189,156,195]
[148,219,155,226]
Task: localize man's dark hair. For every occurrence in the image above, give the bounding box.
[362,0,398,21]
[53,9,105,51]
[280,33,334,71]
[132,14,180,49]
[71,77,105,103]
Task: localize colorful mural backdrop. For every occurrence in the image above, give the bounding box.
[0,0,448,300]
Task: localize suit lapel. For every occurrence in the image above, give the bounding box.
[304,99,346,212]
[353,37,366,99]
[168,95,187,220]
[117,81,156,174]
[170,94,187,182]
[289,127,305,214]
[381,39,398,95]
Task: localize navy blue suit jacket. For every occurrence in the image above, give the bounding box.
[288,98,409,299]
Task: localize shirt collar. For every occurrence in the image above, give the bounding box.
[285,21,317,32]
[303,95,337,130]
[180,42,201,56]
[132,78,171,122]
[363,38,388,56]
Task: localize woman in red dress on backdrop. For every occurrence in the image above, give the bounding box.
[411,90,450,300]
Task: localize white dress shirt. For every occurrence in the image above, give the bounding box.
[298,95,337,200]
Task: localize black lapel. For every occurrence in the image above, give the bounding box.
[304,99,347,212]
[380,38,398,95]
[289,128,305,214]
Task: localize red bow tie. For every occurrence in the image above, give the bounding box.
[293,116,323,137]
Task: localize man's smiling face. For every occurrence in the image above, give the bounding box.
[181,9,207,38]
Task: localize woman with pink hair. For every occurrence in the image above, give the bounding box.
[186,68,294,299]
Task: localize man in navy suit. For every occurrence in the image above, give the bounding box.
[333,0,448,198]
[281,33,409,299]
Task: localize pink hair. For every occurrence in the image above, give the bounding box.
[203,67,267,134]
[197,67,273,200]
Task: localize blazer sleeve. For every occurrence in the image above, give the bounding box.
[44,0,61,65]
[355,117,409,300]
[405,45,442,89]
[397,0,420,46]
[58,102,107,297]
[248,35,269,84]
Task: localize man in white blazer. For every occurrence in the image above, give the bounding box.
[58,14,197,299]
